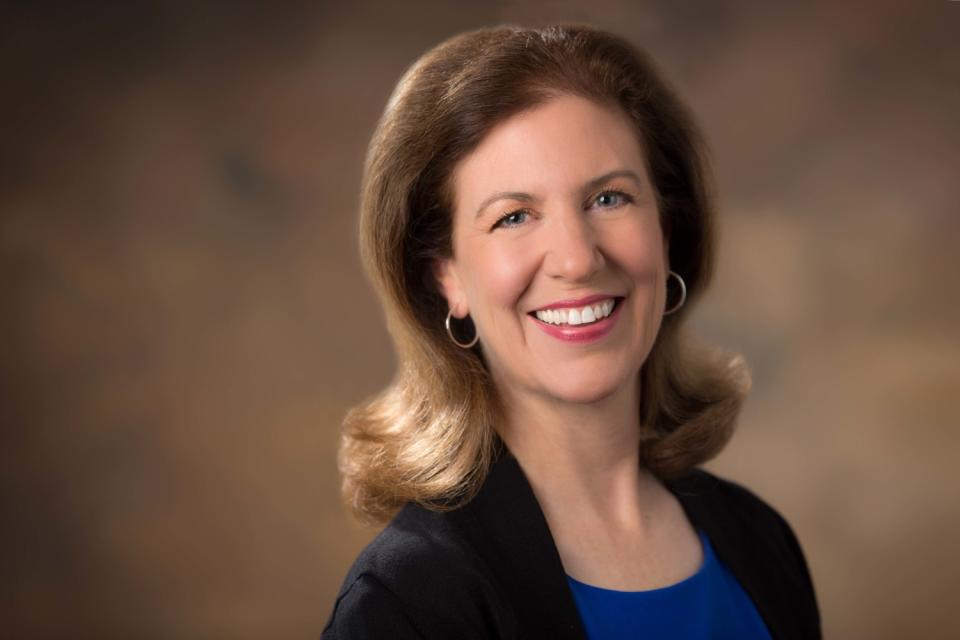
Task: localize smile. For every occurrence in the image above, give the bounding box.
[528,297,625,343]
[532,297,617,326]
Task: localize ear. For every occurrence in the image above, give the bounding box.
[432,257,467,318]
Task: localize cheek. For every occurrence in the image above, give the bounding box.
[466,243,538,311]
[605,220,665,280]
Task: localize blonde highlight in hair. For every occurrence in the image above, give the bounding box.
[341,24,750,525]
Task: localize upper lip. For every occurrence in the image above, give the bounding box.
[531,294,622,313]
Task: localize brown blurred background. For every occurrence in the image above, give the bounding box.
[2,1,958,638]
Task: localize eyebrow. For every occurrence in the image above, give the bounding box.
[474,169,643,219]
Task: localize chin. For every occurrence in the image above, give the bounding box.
[543,374,626,406]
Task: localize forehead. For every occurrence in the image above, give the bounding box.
[451,94,648,211]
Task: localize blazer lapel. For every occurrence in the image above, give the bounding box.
[459,443,588,639]
[665,470,793,639]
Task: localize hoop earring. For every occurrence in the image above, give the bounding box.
[445,309,479,348]
[664,270,687,315]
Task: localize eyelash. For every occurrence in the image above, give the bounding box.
[491,189,635,231]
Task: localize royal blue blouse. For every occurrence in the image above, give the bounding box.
[566,529,772,639]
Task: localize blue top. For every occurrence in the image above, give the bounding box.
[566,529,772,639]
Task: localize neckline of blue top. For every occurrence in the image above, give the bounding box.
[565,528,712,596]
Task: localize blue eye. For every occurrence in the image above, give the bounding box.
[593,190,633,208]
[492,210,529,230]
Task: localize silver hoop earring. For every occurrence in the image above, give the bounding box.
[664,270,687,315]
[445,309,479,348]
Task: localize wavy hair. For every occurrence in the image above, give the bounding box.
[340,24,750,525]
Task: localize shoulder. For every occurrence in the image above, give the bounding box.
[668,467,815,573]
[667,467,799,535]
[668,468,821,637]
[322,502,507,639]
[682,468,812,555]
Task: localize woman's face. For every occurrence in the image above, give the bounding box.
[434,94,667,409]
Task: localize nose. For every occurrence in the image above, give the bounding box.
[542,209,605,282]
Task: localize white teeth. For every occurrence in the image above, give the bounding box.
[534,298,617,326]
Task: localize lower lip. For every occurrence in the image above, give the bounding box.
[529,299,624,344]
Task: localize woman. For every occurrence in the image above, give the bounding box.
[323,24,820,639]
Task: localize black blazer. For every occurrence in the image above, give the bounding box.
[323,445,821,639]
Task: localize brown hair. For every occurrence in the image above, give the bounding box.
[341,24,750,525]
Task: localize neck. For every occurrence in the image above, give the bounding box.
[495,375,657,533]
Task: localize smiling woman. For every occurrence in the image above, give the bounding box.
[435,95,667,408]
[324,24,820,639]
